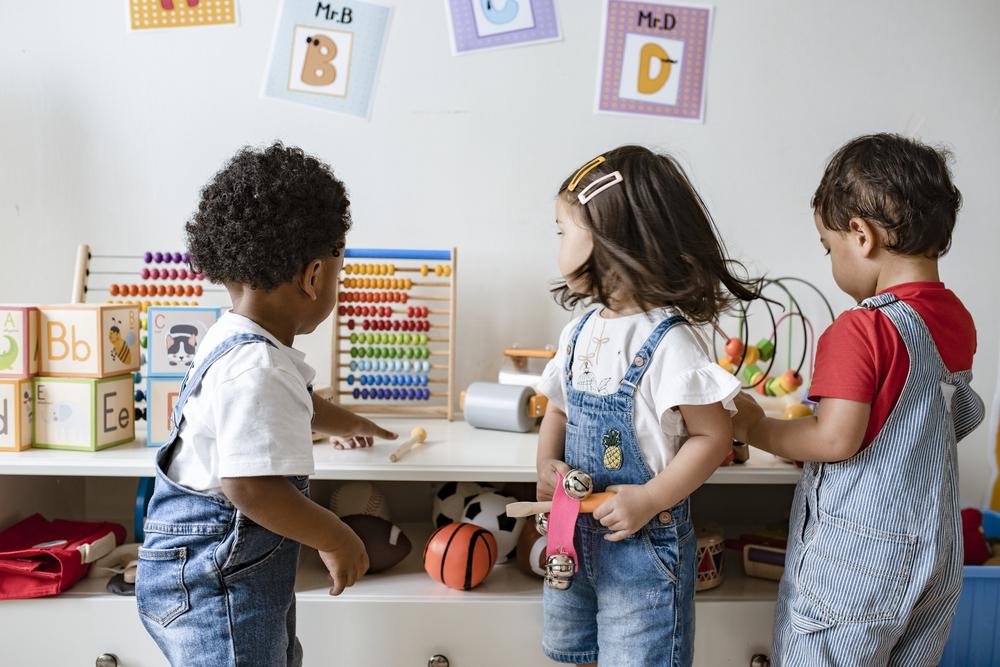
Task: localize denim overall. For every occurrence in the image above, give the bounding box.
[773,294,985,666]
[543,310,697,667]
[136,334,310,667]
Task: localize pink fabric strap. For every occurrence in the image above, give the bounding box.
[546,471,580,571]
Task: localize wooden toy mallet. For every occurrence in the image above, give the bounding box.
[388,427,428,463]
[505,492,616,518]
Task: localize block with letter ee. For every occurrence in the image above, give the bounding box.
[33,375,135,451]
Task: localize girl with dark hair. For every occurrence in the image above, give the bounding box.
[535,145,761,667]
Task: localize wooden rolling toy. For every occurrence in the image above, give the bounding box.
[331,248,457,420]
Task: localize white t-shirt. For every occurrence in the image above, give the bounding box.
[166,312,317,494]
[535,307,740,475]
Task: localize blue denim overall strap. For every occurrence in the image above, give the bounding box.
[773,293,985,667]
[543,309,697,667]
[136,332,307,667]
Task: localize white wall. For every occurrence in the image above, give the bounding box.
[1,0,997,505]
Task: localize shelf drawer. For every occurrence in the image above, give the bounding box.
[296,599,547,666]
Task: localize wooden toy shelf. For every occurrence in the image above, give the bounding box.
[0,418,796,666]
[0,418,803,484]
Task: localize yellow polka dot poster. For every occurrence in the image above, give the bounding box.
[129,0,238,31]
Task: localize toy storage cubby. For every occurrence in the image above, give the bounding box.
[0,420,799,666]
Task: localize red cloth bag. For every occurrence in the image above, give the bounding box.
[0,514,126,599]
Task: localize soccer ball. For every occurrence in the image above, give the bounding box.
[461,490,523,564]
[431,481,494,529]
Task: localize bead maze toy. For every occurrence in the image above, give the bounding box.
[712,277,836,420]
[330,248,457,420]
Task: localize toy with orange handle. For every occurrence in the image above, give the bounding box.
[505,491,617,518]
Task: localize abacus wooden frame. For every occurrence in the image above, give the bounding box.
[329,248,457,421]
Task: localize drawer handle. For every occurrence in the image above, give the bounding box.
[428,655,450,667]
[96,654,120,667]
[750,655,770,667]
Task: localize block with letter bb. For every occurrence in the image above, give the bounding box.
[0,305,39,379]
[39,305,141,378]
[0,378,33,451]
[33,375,135,451]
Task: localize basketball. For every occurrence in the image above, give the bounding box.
[515,520,547,578]
[423,522,497,591]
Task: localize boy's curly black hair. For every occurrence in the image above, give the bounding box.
[813,133,961,258]
[186,141,351,290]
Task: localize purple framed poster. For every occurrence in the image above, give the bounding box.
[596,0,713,122]
[445,0,561,55]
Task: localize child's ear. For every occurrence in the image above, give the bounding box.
[848,217,880,258]
[300,260,324,300]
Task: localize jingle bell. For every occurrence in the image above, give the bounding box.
[545,553,575,590]
[562,469,594,500]
[535,512,549,536]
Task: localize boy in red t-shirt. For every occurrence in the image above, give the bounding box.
[734,134,986,667]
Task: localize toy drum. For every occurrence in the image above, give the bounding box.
[695,532,725,592]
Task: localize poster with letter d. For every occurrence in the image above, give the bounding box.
[596,0,712,122]
[264,0,392,119]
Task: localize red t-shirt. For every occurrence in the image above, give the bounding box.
[808,282,977,450]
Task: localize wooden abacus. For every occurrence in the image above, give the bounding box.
[71,244,226,307]
[330,248,457,420]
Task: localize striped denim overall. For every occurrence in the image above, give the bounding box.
[773,293,985,666]
[543,310,697,667]
[137,333,309,667]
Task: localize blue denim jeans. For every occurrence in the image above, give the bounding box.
[542,506,696,666]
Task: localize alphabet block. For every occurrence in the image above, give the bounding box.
[146,376,182,447]
[39,305,141,378]
[33,375,135,450]
[147,306,221,377]
[0,306,39,379]
[0,378,33,451]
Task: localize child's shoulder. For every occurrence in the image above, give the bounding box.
[197,313,306,387]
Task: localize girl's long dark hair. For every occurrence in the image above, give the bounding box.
[553,145,762,324]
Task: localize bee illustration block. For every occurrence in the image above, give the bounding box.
[0,378,33,451]
[146,306,221,377]
[33,375,135,451]
[0,306,39,379]
[38,305,141,378]
[146,376,182,447]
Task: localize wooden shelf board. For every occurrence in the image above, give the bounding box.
[0,418,801,485]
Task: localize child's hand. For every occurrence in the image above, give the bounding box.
[318,521,370,596]
[536,459,571,501]
[330,414,398,450]
[732,391,765,444]
[594,484,660,541]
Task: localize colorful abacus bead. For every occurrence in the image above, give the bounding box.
[144,252,154,263]
[755,376,774,396]
[742,345,761,366]
[764,377,788,397]
[717,356,735,374]
[757,338,775,362]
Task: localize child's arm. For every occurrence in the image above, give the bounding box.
[594,402,733,541]
[536,404,570,502]
[312,393,398,445]
[221,475,368,596]
[732,392,869,463]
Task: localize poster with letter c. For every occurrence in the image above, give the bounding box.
[263,0,392,119]
[596,0,712,122]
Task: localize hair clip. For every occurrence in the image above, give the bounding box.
[568,156,607,192]
[576,171,623,205]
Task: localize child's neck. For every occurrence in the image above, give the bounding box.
[226,283,302,347]
[599,295,643,318]
[873,253,941,295]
